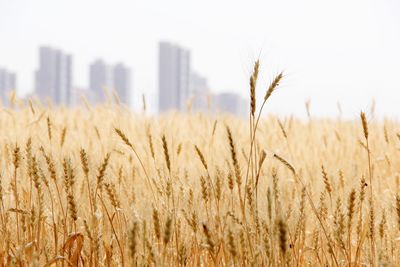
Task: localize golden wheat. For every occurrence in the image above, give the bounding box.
[0,65,399,266]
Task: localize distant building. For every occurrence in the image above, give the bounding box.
[89,60,112,103]
[190,71,210,112]
[213,92,248,117]
[35,46,73,105]
[0,68,16,104]
[89,60,132,105]
[113,63,131,105]
[158,42,191,112]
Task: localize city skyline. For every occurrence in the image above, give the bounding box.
[1,43,248,115]
[2,0,399,118]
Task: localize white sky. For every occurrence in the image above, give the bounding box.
[0,0,399,118]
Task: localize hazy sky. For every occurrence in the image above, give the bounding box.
[0,0,399,117]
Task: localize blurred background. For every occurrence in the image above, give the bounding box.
[0,0,399,118]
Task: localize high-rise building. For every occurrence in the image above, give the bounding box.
[158,42,191,112]
[89,59,112,103]
[0,68,16,104]
[89,60,132,105]
[190,71,210,112]
[113,63,131,105]
[35,46,73,105]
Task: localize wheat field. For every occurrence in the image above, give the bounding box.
[0,66,400,266]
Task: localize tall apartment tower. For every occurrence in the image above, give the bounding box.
[89,60,132,105]
[158,42,191,112]
[89,59,112,103]
[0,68,16,104]
[113,63,131,105]
[190,71,210,112]
[35,46,73,105]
